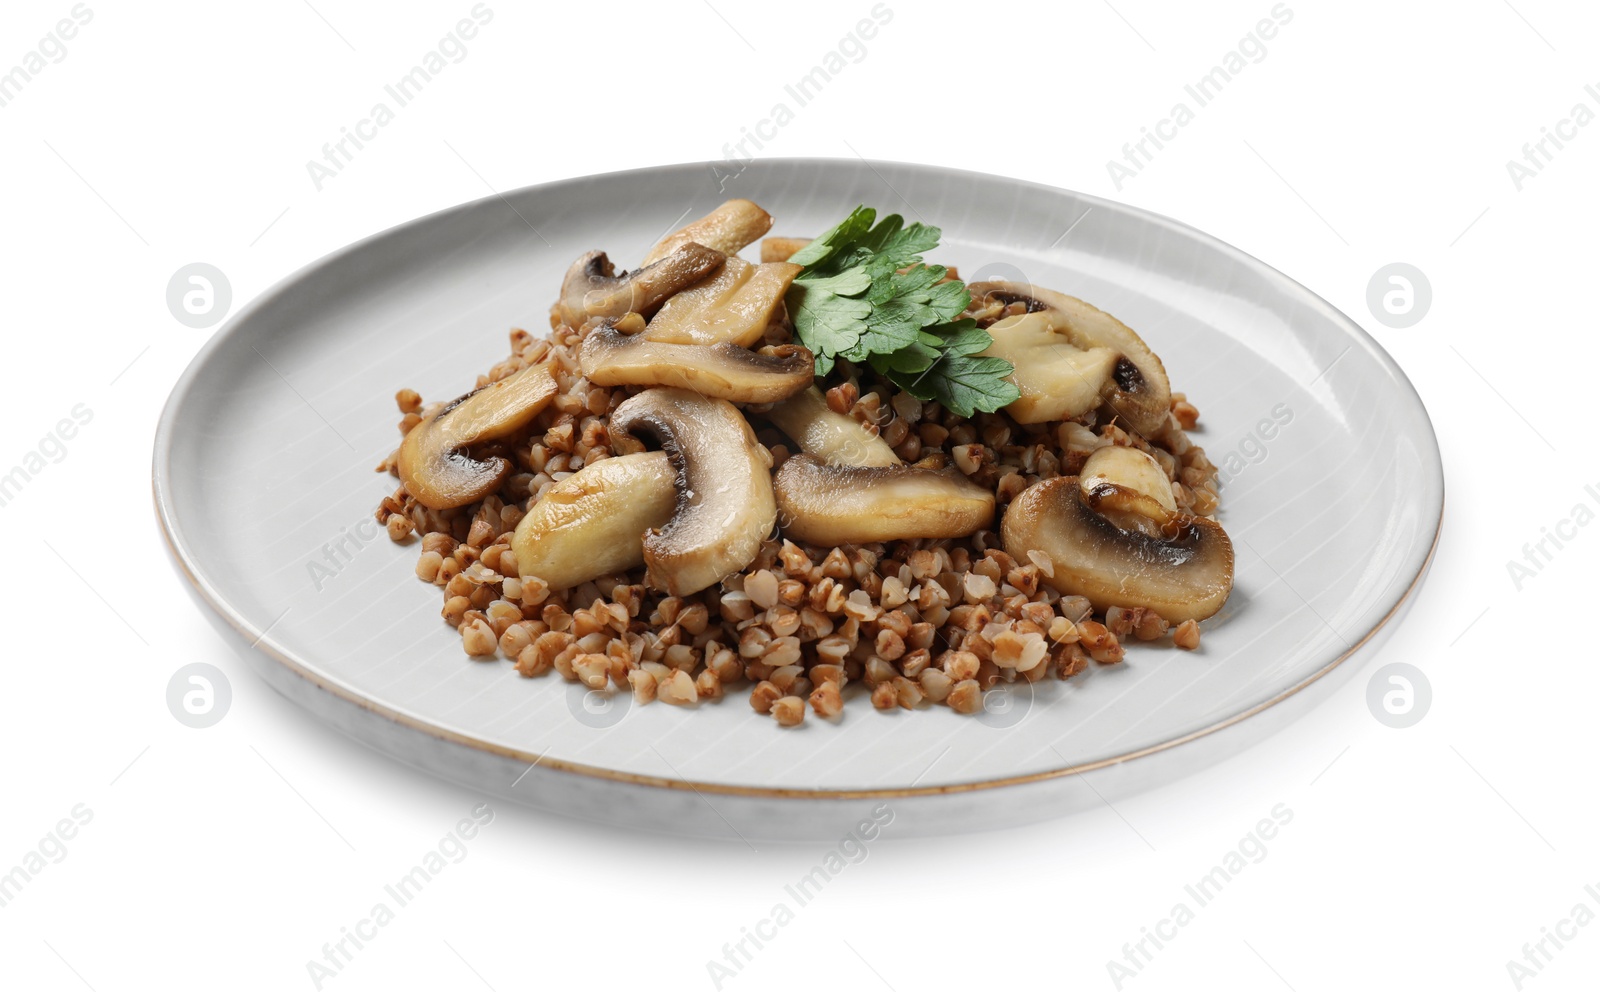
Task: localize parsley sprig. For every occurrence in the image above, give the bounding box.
[787,207,1020,417]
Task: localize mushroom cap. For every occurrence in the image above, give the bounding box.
[773,454,995,546]
[553,243,726,328]
[579,316,814,404]
[764,385,901,468]
[397,362,557,510]
[512,451,678,591]
[644,198,774,265]
[969,281,1172,437]
[1001,476,1233,624]
[609,387,778,597]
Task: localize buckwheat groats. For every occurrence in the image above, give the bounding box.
[375,200,1234,726]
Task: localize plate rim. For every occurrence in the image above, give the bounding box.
[152,156,1446,800]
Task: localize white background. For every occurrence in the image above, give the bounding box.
[2,0,1596,989]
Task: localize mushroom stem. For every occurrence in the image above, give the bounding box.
[645,199,773,265]
[773,454,995,545]
[645,259,803,348]
[764,385,901,468]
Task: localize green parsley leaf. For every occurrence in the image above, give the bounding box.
[787,207,1017,414]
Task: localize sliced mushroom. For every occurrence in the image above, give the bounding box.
[579,314,814,403]
[979,312,1120,424]
[609,387,777,596]
[554,243,725,327]
[761,236,812,263]
[773,454,994,545]
[1001,477,1233,623]
[764,385,900,468]
[512,452,678,591]
[398,362,557,510]
[645,259,803,348]
[1080,444,1177,513]
[644,199,773,265]
[969,281,1172,437]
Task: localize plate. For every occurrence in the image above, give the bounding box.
[154,159,1443,840]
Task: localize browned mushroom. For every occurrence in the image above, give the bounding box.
[1001,476,1233,623]
[579,314,814,403]
[644,199,773,265]
[553,243,725,327]
[609,387,777,596]
[773,454,994,545]
[512,452,678,591]
[397,362,557,510]
[978,312,1120,424]
[969,281,1172,437]
[644,259,802,348]
[763,385,900,468]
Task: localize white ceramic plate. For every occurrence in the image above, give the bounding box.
[155,159,1443,841]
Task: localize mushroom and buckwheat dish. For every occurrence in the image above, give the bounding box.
[375,199,1234,726]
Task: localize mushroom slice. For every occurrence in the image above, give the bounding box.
[760,236,812,263]
[645,259,803,348]
[765,386,900,468]
[1001,477,1233,624]
[554,243,725,327]
[512,452,677,591]
[773,454,994,545]
[644,199,774,265]
[979,312,1120,424]
[969,281,1172,437]
[609,388,777,596]
[1080,444,1177,513]
[579,314,814,403]
[398,362,557,510]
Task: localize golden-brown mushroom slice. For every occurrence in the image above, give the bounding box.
[773,454,994,545]
[645,260,802,348]
[609,388,777,597]
[969,281,1172,437]
[764,386,900,468]
[553,243,725,327]
[579,315,813,403]
[1001,477,1233,624]
[512,452,677,591]
[398,362,557,510]
[978,312,1120,424]
[644,199,773,265]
